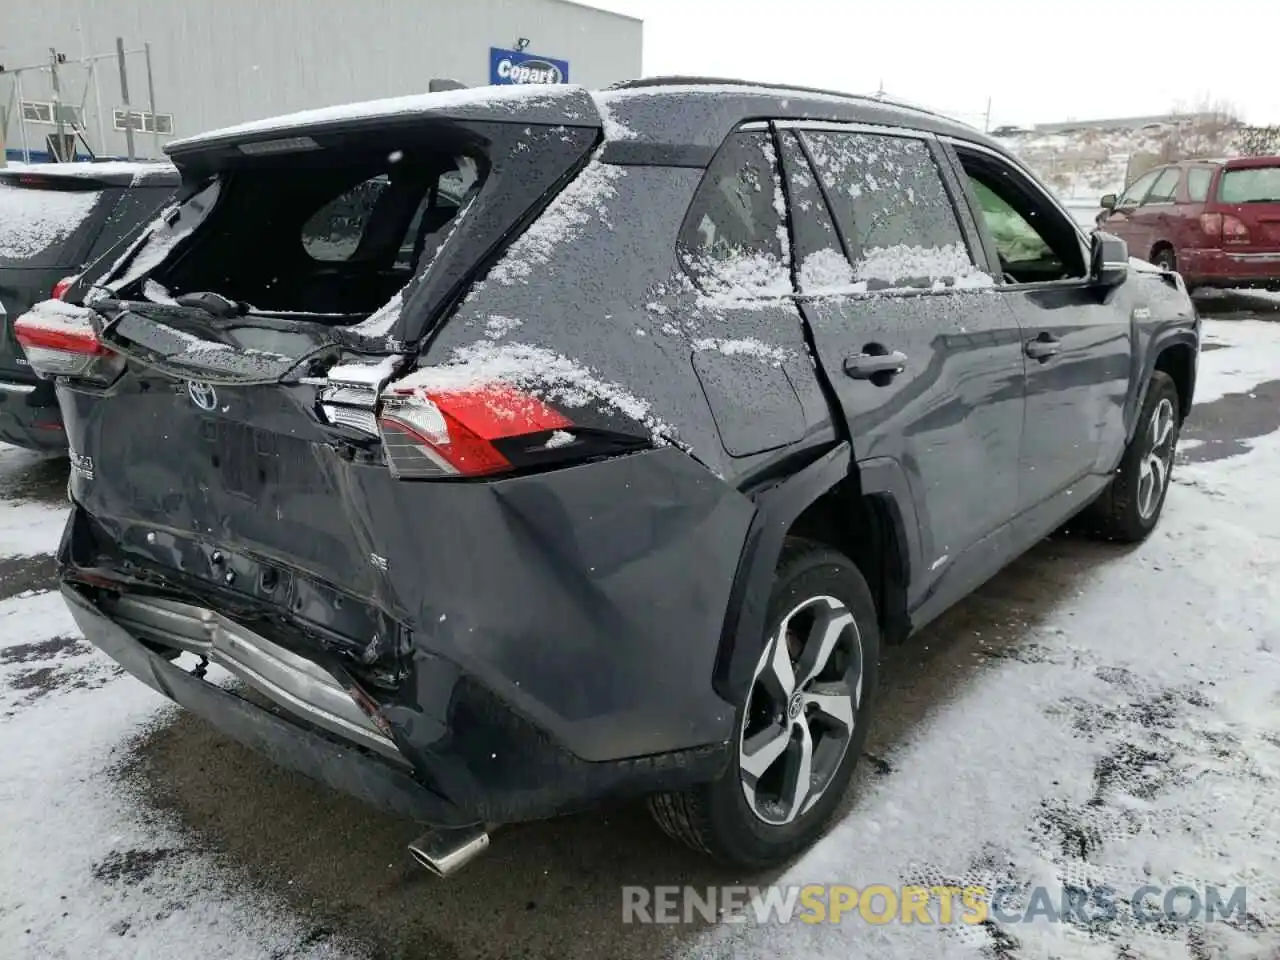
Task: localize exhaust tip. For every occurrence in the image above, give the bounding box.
[408,825,491,878]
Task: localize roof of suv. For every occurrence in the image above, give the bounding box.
[164,77,1009,164]
[0,161,179,188]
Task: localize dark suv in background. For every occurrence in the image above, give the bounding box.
[0,162,177,450]
[19,79,1198,875]
[1098,155,1280,290]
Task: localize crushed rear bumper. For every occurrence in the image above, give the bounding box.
[62,582,470,825]
[62,573,731,826]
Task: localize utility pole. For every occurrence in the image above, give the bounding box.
[14,70,30,163]
[984,96,992,134]
[115,36,134,160]
[49,47,67,159]
[144,42,158,157]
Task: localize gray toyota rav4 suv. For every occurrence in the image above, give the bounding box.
[18,78,1198,875]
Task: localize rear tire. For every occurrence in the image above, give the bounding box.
[1085,371,1180,543]
[1151,246,1177,272]
[649,539,880,867]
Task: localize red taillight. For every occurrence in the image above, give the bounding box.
[51,276,77,300]
[1200,211,1250,244]
[13,302,122,384]
[377,383,573,479]
[1222,213,1251,244]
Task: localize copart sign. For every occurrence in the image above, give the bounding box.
[489,47,570,85]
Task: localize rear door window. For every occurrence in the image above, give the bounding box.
[678,131,792,297]
[799,130,983,289]
[1219,165,1280,203]
[0,180,105,268]
[1145,167,1180,204]
[1185,167,1213,203]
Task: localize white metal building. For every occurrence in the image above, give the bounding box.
[1,0,642,162]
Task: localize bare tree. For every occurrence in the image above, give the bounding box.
[1162,97,1243,160]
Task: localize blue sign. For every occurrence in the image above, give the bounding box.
[489,47,570,86]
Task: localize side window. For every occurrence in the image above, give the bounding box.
[678,131,791,296]
[301,176,390,262]
[957,150,1087,283]
[1186,167,1213,203]
[969,180,1053,265]
[1118,169,1161,208]
[800,130,983,290]
[778,132,852,293]
[1145,167,1181,204]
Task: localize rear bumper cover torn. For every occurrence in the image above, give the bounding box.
[62,583,466,824]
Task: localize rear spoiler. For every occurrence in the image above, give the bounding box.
[163,86,602,161]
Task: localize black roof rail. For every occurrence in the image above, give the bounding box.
[604,75,950,123]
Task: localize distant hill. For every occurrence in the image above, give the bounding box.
[993,113,1280,203]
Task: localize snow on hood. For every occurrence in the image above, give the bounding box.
[0,183,101,261]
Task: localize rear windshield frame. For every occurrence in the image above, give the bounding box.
[89,117,600,347]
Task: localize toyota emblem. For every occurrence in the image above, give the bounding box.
[187,381,218,411]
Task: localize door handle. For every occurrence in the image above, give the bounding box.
[844,349,908,381]
[1025,335,1061,362]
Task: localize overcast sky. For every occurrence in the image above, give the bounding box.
[587,0,1278,128]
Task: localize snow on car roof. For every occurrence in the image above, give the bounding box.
[0,160,178,186]
[166,84,593,152]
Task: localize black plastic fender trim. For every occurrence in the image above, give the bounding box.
[711,443,852,706]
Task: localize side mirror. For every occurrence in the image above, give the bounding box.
[1100,193,1117,211]
[1092,231,1128,288]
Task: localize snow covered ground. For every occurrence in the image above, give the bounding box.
[3,314,1280,958]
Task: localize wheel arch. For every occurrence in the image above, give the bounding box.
[1129,333,1198,442]
[712,446,920,707]
[1149,239,1176,263]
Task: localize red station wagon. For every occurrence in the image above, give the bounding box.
[1097,156,1280,291]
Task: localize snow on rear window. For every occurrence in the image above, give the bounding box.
[799,247,855,291]
[678,131,792,300]
[397,339,671,441]
[802,130,989,290]
[856,241,991,289]
[488,159,625,286]
[0,185,101,262]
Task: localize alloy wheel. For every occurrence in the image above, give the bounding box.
[1138,397,1177,520]
[739,595,863,826]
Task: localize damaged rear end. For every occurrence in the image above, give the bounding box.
[36,87,749,852]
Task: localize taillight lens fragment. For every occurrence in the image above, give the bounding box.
[378,383,574,479]
[13,302,123,384]
[1199,212,1251,244]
